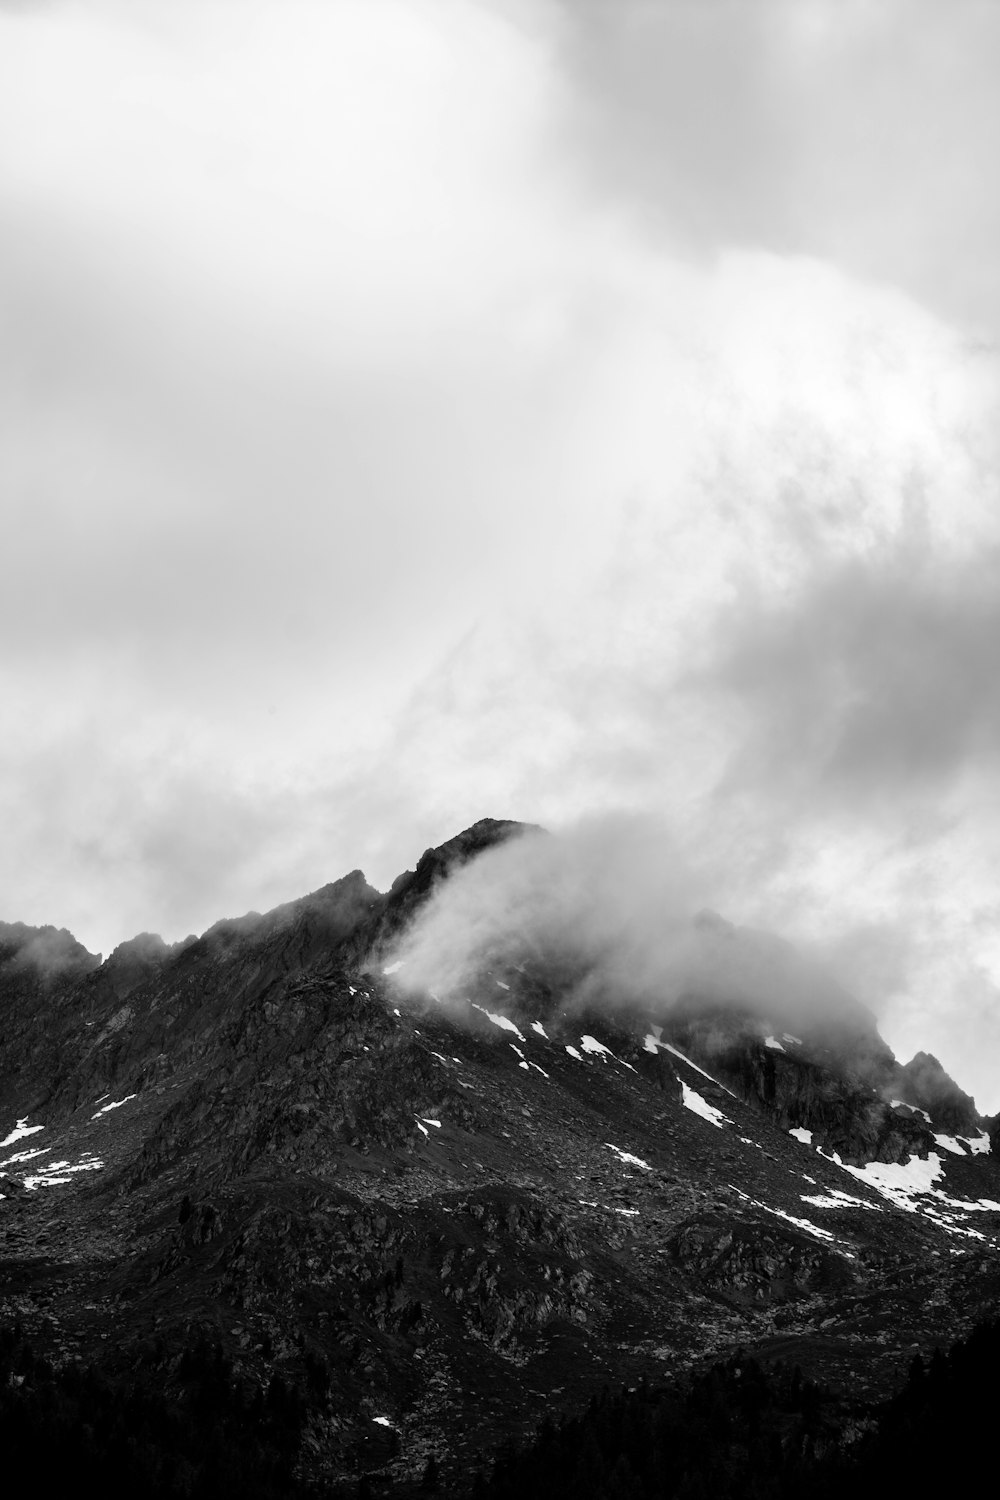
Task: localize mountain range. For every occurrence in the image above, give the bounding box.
[3,817,1000,1495]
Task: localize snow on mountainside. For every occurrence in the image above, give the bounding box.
[3,818,1000,1491]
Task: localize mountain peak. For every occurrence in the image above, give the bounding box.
[899,1049,978,1132]
[0,919,101,976]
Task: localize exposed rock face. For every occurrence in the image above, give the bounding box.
[99,933,173,999]
[347,817,537,967]
[666,1211,853,1306]
[897,1051,978,1136]
[0,921,102,1117]
[660,1002,975,1167]
[2,819,999,1493]
[0,920,100,977]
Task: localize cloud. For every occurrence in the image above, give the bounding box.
[2,0,1000,1112]
[0,919,97,976]
[366,254,1000,824]
[357,255,1000,1106]
[387,815,868,1039]
[703,552,1000,811]
[553,0,1000,332]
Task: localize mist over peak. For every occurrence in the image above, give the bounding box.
[0,919,101,978]
[384,816,876,1042]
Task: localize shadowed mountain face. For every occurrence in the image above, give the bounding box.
[2,819,1000,1493]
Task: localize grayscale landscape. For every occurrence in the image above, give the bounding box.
[2,3,1000,1496]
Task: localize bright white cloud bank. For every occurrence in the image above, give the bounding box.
[2,1,1000,1107]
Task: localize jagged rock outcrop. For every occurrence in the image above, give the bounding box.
[0,921,102,1116]
[345,817,537,968]
[0,920,101,977]
[99,933,174,1000]
[896,1051,978,1136]
[666,1210,854,1306]
[658,1003,974,1167]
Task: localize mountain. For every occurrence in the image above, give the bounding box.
[2,817,1000,1495]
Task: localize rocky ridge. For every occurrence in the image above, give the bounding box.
[2,818,1000,1492]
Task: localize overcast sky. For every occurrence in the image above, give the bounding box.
[4,0,1000,1105]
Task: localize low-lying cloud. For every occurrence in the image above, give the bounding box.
[387,817,862,1037]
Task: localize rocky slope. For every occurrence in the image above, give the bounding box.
[2,818,1000,1492]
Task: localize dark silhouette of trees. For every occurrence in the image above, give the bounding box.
[466,1320,1000,1500]
[6,1315,1000,1497]
[0,1323,313,1500]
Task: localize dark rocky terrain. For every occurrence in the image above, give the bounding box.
[3,818,1000,1493]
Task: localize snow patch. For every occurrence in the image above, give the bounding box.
[730,1186,836,1242]
[782,1034,802,1046]
[890,1100,932,1123]
[816,1146,1000,1236]
[382,960,404,976]
[0,1119,44,1149]
[917,1208,986,1241]
[373,1416,392,1428]
[0,1146,51,1168]
[681,1082,732,1129]
[789,1128,814,1145]
[605,1143,651,1171]
[23,1157,104,1190]
[931,1130,992,1158]
[835,1152,944,1207]
[662,1043,738,1098]
[418,1117,441,1129]
[581,1035,613,1059]
[580,1036,636,1072]
[565,1046,584,1062]
[495,980,509,990]
[531,1021,548,1039]
[91,1093,137,1120]
[471,1004,525,1042]
[764,1036,785,1052]
[801,1189,882,1212]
